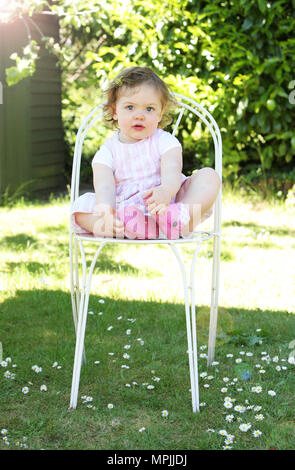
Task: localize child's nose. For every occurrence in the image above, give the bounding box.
[135,110,144,119]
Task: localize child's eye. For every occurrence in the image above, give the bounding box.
[126,105,133,110]
[146,106,154,112]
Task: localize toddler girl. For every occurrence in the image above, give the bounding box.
[72,66,221,239]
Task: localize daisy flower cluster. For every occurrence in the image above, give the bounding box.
[199,330,293,450]
[1,359,62,395]
[1,299,294,450]
[88,303,148,392]
[1,357,63,448]
[1,429,28,449]
[78,299,171,431]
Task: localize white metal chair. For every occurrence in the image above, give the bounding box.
[69,93,222,413]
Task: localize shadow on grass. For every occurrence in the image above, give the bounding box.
[68,243,161,277]
[1,289,295,362]
[1,233,39,250]
[4,261,52,275]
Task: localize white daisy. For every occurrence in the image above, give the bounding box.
[239,423,251,432]
[224,401,233,409]
[225,415,234,423]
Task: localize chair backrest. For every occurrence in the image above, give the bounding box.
[70,93,222,233]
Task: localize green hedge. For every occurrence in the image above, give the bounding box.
[61,0,295,187]
[6,1,294,187]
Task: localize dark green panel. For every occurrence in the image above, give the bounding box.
[32,174,65,192]
[30,106,62,118]
[31,68,61,82]
[31,117,64,131]
[31,128,64,143]
[32,151,65,166]
[0,26,6,193]
[32,139,65,156]
[0,18,31,193]
[31,162,64,178]
[31,80,62,94]
[31,93,62,106]
[0,12,65,195]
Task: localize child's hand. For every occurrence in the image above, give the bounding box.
[143,185,172,215]
[93,204,124,237]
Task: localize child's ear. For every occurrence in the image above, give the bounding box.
[158,107,165,125]
[111,105,118,121]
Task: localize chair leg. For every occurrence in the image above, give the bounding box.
[69,240,106,409]
[170,243,201,413]
[69,234,86,364]
[69,233,78,331]
[190,245,201,411]
[207,234,221,366]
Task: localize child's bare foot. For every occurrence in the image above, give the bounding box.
[91,204,123,238]
[92,216,124,238]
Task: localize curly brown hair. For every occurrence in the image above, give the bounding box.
[103,66,177,129]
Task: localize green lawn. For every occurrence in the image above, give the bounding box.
[0,189,295,450]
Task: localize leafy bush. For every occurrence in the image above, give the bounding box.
[62,0,295,185]
[4,0,295,188]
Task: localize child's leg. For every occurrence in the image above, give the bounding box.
[175,167,221,234]
[75,212,99,234]
[75,212,124,238]
[75,207,158,239]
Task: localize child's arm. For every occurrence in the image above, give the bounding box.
[93,163,116,209]
[161,146,183,198]
[92,163,124,236]
[143,147,182,215]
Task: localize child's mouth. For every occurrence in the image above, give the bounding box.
[133,125,145,130]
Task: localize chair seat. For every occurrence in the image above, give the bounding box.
[74,230,218,244]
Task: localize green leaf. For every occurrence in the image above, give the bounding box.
[5,66,33,86]
[258,0,267,14]
[266,99,276,111]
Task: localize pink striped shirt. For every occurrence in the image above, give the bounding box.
[92,128,185,214]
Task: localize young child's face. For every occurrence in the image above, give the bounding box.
[112,83,164,143]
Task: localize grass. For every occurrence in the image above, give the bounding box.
[0,187,295,450]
